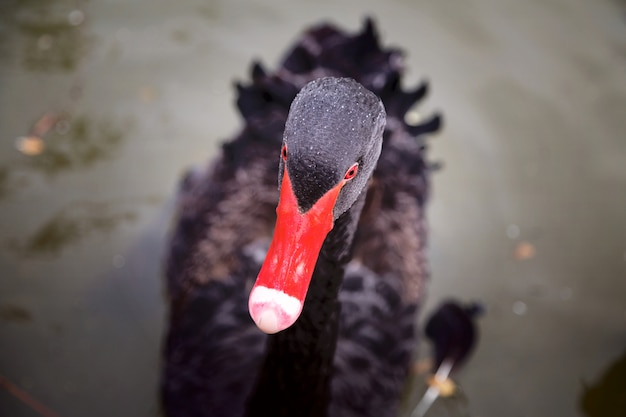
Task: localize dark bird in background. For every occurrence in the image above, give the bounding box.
[161,18,443,417]
[410,300,483,417]
[425,300,483,375]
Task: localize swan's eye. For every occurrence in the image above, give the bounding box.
[344,163,358,180]
[281,145,288,161]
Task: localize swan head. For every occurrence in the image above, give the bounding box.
[249,77,386,334]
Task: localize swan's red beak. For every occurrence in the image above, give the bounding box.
[248,168,345,334]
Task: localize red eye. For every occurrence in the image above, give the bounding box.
[281,145,288,161]
[344,163,358,180]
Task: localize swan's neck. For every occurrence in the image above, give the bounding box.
[245,193,365,417]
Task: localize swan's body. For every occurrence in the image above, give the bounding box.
[161,19,441,417]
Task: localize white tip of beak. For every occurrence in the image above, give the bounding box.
[248,286,303,334]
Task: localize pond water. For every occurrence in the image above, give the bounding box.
[1,1,625,416]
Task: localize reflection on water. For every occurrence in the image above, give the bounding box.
[0,114,129,201]
[8,200,137,257]
[0,304,33,323]
[580,348,626,417]
[1,112,131,260]
[0,166,14,200]
[25,115,127,176]
[0,0,87,72]
[0,1,139,259]
[195,3,219,21]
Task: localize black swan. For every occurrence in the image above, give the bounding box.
[161,19,442,417]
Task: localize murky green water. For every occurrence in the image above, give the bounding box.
[1,1,625,416]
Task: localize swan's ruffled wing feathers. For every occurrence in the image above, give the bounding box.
[331,263,420,417]
[234,18,442,148]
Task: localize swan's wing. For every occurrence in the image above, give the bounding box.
[332,261,419,417]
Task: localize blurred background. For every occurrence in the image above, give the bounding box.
[1,0,625,416]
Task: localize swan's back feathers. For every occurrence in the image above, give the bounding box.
[234,17,441,146]
[162,18,442,417]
